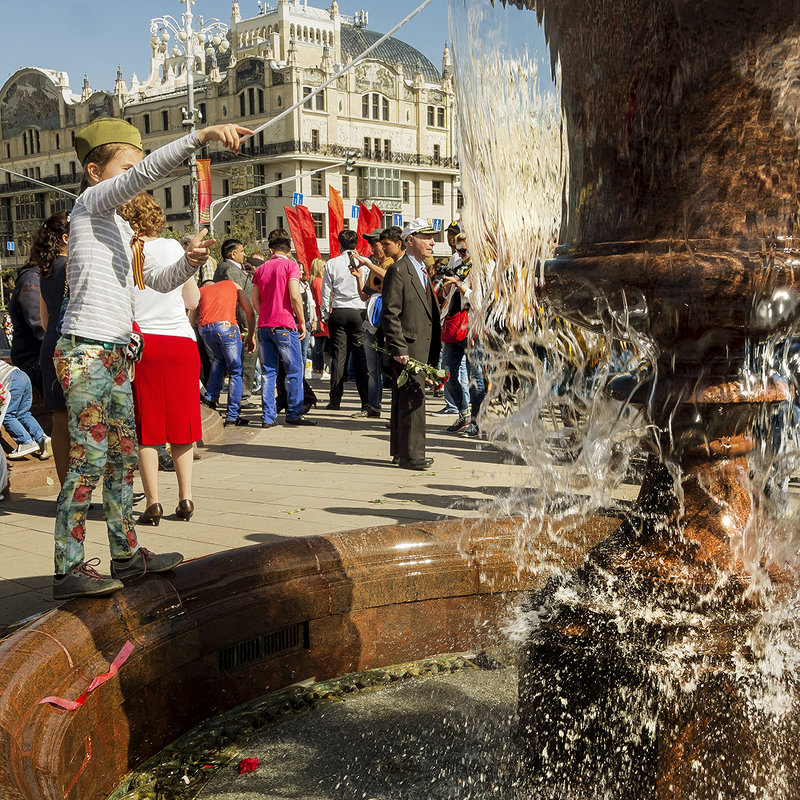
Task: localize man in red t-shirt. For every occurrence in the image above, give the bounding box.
[252,229,316,427]
[196,279,255,426]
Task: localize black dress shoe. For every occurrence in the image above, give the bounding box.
[175,499,194,520]
[286,416,317,426]
[223,417,250,427]
[398,457,434,470]
[325,402,340,410]
[200,397,217,410]
[261,421,276,428]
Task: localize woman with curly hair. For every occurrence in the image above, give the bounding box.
[118,193,201,525]
[36,210,71,482]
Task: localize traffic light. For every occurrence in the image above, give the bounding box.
[345,150,358,175]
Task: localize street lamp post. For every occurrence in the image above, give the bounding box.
[150,0,229,231]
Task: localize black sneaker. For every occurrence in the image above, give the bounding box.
[110,548,183,581]
[446,414,470,433]
[53,559,124,599]
[223,417,250,427]
[200,397,217,410]
[286,416,317,426]
[350,409,369,418]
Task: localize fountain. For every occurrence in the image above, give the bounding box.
[487,0,800,797]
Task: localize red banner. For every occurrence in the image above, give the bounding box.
[296,205,321,264]
[196,159,212,226]
[328,186,344,258]
[370,203,384,233]
[284,205,307,273]
[356,202,373,256]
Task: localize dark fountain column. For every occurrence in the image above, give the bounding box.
[501,1,800,797]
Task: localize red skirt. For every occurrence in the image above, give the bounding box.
[132,333,201,446]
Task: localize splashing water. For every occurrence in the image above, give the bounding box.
[450,0,800,796]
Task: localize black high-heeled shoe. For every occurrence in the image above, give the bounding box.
[175,499,194,521]
[139,502,163,526]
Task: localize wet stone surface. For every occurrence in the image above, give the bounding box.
[109,652,521,800]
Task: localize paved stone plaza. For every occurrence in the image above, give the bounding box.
[0,386,542,635]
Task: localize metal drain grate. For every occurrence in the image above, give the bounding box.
[218,622,309,673]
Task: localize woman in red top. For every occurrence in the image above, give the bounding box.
[309,257,329,377]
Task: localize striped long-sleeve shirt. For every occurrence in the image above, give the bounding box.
[61,132,203,344]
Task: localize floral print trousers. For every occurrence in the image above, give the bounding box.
[53,337,139,574]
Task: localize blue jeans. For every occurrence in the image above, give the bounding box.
[200,322,244,422]
[259,327,304,423]
[3,369,45,445]
[442,342,470,415]
[468,344,487,419]
[363,328,383,412]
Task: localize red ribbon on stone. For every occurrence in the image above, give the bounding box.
[38,641,135,710]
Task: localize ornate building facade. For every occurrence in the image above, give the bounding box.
[0,0,459,265]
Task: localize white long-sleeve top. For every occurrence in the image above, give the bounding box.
[62,132,202,344]
[320,253,368,320]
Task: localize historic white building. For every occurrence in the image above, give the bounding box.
[0,0,459,263]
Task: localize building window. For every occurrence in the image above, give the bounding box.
[427,106,435,126]
[276,215,284,231]
[223,179,230,197]
[199,103,207,124]
[432,180,444,205]
[361,93,389,121]
[55,164,62,179]
[143,114,151,134]
[15,193,46,222]
[373,138,380,160]
[433,144,441,163]
[303,87,313,110]
[55,134,60,150]
[303,87,325,111]
[311,212,325,239]
[383,139,392,160]
[255,210,269,239]
[162,110,169,131]
[342,175,350,199]
[311,173,323,195]
[71,130,76,147]
[456,189,464,210]
[254,164,266,183]
[0,198,11,222]
[164,187,172,209]
[240,89,265,116]
[5,144,9,159]
[183,185,191,206]
[437,107,445,127]
[402,181,410,203]
[311,129,320,150]
[275,172,283,197]
[70,161,77,179]
[427,106,445,128]
[358,167,401,202]
[363,137,371,158]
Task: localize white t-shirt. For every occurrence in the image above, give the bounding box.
[133,238,195,340]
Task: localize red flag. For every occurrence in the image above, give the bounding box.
[370,203,384,234]
[328,186,344,258]
[296,204,321,263]
[284,205,308,273]
[356,202,373,256]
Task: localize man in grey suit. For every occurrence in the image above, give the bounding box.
[381,219,441,470]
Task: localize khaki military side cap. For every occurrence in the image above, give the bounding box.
[75,117,143,164]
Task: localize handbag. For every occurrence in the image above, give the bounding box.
[441,308,468,344]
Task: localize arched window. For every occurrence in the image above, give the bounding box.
[361,93,390,121]
[239,88,265,117]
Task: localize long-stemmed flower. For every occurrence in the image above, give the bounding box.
[367,342,448,388]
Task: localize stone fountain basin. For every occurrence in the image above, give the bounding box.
[0,516,618,800]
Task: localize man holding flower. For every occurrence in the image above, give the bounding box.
[380,218,442,470]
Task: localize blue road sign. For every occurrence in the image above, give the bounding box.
[292,192,304,207]
[6,241,14,252]
[393,213,403,227]
[432,219,443,232]
[351,205,359,219]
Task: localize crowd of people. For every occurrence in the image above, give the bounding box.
[0,113,486,601]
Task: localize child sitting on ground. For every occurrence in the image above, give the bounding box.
[0,359,50,460]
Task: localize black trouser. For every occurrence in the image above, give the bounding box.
[240,348,258,401]
[389,362,427,461]
[327,307,369,408]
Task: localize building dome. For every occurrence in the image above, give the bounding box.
[340,25,441,83]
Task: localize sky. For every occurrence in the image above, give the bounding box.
[0,0,547,92]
